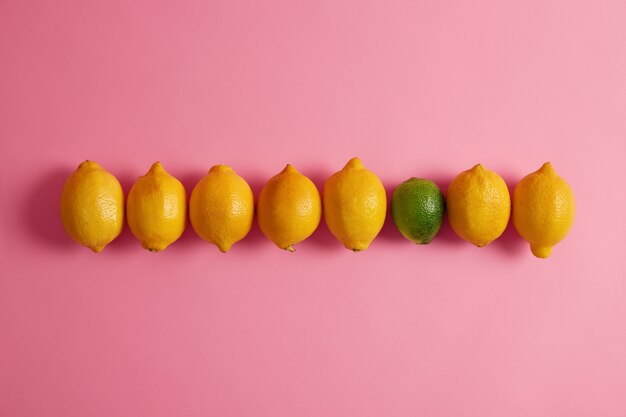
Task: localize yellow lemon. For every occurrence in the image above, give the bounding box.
[323,158,386,251]
[60,160,124,252]
[189,165,254,253]
[257,164,321,251]
[513,162,575,258]
[447,164,510,247]
[127,162,187,252]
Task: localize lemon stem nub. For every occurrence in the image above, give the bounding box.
[217,242,232,253]
[149,161,164,174]
[344,158,364,170]
[285,245,296,252]
[530,244,552,258]
[282,164,298,174]
[539,162,555,175]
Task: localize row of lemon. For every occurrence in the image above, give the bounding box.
[60,158,575,258]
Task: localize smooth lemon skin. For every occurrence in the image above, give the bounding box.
[257,165,321,251]
[60,160,124,252]
[323,158,387,251]
[127,162,187,252]
[513,162,575,258]
[189,165,254,253]
[446,164,511,247]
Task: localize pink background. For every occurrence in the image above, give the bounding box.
[1,0,625,416]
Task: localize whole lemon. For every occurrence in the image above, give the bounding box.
[60,160,124,252]
[447,164,510,247]
[189,165,254,253]
[257,164,321,251]
[127,162,187,252]
[323,158,386,251]
[513,162,575,258]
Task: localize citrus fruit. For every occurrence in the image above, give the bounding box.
[513,162,575,258]
[323,158,386,251]
[391,178,445,244]
[126,162,186,252]
[60,160,124,252]
[189,165,254,253]
[257,164,321,251]
[446,164,510,247]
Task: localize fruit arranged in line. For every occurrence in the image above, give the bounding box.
[127,162,187,252]
[391,178,445,244]
[60,160,124,252]
[446,164,510,247]
[513,162,575,258]
[189,165,254,253]
[323,158,387,251]
[257,164,322,252]
[59,159,575,257]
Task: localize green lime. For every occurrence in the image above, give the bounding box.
[391,178,445,244]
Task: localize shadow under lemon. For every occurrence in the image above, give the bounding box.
[22,166,78,250]
[494,172,526,256]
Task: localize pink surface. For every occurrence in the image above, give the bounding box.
[1,1,625,416]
